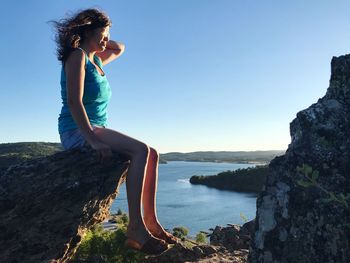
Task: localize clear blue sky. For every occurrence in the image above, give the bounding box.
[1,1,349,153]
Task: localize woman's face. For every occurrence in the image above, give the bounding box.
[86,26,110,52]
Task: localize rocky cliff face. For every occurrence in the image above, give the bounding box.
[0,145,130,262]
[248,54,350,262]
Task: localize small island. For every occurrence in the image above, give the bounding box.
[190,165,269,194]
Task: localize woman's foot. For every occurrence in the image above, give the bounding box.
[125,236,169,255]
[145,220,180,244]
[125,224,169,255]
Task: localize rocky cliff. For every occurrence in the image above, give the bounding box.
[248,54,350,262]
[0,145,130,262]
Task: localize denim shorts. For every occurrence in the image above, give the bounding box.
[60,125,105,150]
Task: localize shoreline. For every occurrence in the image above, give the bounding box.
[162,160,269,165]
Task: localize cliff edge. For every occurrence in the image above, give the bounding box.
[0,145,130,262]
[248,54,350,262]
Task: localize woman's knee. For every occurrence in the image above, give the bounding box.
[149,147,159,162]
[131,143,150,160]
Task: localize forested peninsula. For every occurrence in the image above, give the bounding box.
[190,165,269,194]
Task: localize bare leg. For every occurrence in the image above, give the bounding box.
[142,147,160,226]
[142,147,178,242]
[91,126,157,246]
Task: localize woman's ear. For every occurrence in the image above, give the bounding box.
[81,29,93,42]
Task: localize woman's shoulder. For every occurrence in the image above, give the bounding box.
[64,49,87,70]
[68,48,86,61]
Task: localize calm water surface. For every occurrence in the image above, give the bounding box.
[111,161,258,237]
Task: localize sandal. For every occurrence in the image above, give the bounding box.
[124,236,169,255]
[153,229,180,244]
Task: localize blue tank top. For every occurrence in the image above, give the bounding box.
[58,47,112,134]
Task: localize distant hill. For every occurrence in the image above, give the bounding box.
[0,142,168,170]
[0,142,64,170]
[160,150,285,164]
[0,142,286,171]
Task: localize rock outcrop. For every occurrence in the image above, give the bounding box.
[209,219,255,251]
[248,54,350,262]
[144,220,255,263]
[0,145,130,263]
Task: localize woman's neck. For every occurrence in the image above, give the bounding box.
[79,43,96,61]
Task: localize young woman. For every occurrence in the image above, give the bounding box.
[49,8,178,255]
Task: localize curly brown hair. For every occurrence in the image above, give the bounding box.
[47,7,112,64]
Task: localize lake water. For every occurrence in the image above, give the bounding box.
[110,161,258,237]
